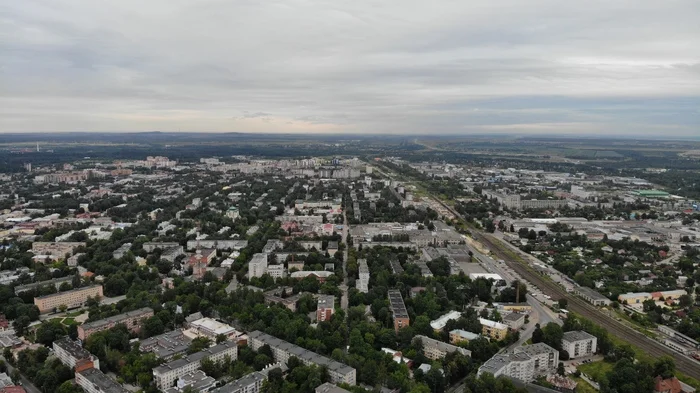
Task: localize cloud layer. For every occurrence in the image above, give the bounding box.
[1,0,699,135]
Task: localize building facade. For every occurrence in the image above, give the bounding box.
[34,285,103,313]
[388,290,410,332]
[317,295,335,322]
[248,253,268,278]
[78,307,154,340]
[480,318,508,340]
[53,337,99,372]
[413,335,471,360]
[76,368,129,393]
[153,342,238,390]
[562,331,597,359]
[357,259,369,293]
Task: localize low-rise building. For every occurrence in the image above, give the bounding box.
[164,370,216,393]
[112,243,132,259]
[53,337,99,372]
[78,307,154,340]
[449,329,480,344]
[188,317,240,340]
[315,383,352,393]
[248,330,356,386]
[478,343,559,382]
[562,331,597,359]
[414,335,471,360]
[31,242,85,259]
[76,368,129,393]
[503,313,526,331]
[34,285,103,313]
[574,287,611,306]
[153,341,238,390]
[357,259,369,293]
[480,318,508,340]
[430,311,462,332]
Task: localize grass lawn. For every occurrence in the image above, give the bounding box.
[62,317,76,326]
[578,361,614,382]
[573,377,598,393]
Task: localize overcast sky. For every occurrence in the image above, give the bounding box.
[2,0,699,135]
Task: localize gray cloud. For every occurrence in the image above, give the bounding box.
[1,0,699,135]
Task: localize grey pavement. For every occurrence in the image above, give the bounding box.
[1,356,42,393]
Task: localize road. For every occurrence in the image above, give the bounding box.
[1,356,41,393]
[339,209,349,311]
[377,162,700,379]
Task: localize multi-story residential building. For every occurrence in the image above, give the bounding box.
[478,343,559,382]
[413,335,471,360]
[53,337,100,372]
[164,370,215,393]
[31,242,85,259]
[78,307,154,340]
[248,253,268,278]
[34,285,103,313]
[139,330,192,360]
[153,341,238,390]
[248,331,356,386]
[357,259,369,293]
[112,243,132,259]
[186,240,248,251]
[449,329,480,344]
[317,295,335,322]
[315,383,352,393]
[76,368,129,393]
[503,313,526,331]
[143,242,181,252]
[210,371,266,393]
[480,318,509,340]
[562,331,597,359]
[388,290,410,332]
[265,264,286,279]
[430,311,462,332]
[14,276,73,295]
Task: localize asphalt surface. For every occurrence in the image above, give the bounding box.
[1,356,42,393]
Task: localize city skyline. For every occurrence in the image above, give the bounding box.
[2,1,699,136]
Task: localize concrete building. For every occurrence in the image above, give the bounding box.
[164,370,216,393]
[139,330,192,360]
[248,253,268,278]
[265,264,286,279]
[618,292,652,304]
[414,335,471,360]
[188,317,239,339]
[562,331,597,359]
[31,242,85,259]
[209,365,288,393]
[34,285,103,313]
[248,331,356,386]
[317,295,335,322]
[76,368,129,393]
[14,276,73,295]
[153,341,238,390]
[449,329,480,344]
[315,383,351,393]
[503,313,526,331]
[78,307,154,340]
[388,290,410,332]
[112,243,132,259]
[143,242,181,252]
[357,259,369,293]
[478,343,559,382]
[53,337,99,372]
[480,318,509,340]
[430,311,462,332]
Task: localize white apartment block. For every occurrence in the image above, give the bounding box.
[153,341,238,390]
[53,337,100,370]
[248,253,268,278]
[414,335,471,360]
[265,264,286,279]
[478,343,558,382]
[562,331,597,359]
[76,368,129,393]
[357,259,369,293]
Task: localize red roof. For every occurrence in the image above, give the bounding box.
[654,376,682,393]
[1,387,28,393]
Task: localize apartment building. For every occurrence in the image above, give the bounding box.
[315,383,352,393]
[112,243,132,259]
[78,307,154,340]
[388,290,410,332]
[14,276,73,295]
[248,253,268,278]
[153,341,238,390]
[480,318,509,340]
[317,295,335,322]
[210,371,266,393]
[139,330,192,360]
[248,331,356,386]
[188,317,239,339]
[357,259,369,293]
[413,335,471,360]
[502,313,526,331]
[143,242,181,252]
[53,337,99,372]
[265,264,286,279]
[31,242,85,258]
[449,329,480,344]
[164,370,215,393]
[478,343,559,382]
[76,368,129,393]
[34,285,103,313]
[430,311,462,332]
[562,331,597,359]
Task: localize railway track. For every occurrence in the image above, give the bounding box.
[425,194,700,379]
[475,232,700,379]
